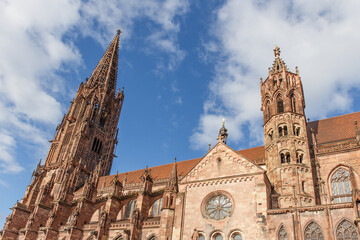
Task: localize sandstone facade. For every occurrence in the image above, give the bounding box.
[1,32,360,240]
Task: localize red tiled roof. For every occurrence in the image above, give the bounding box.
[99,111,360,188]
[98,146,265,188]
[237,146,265,163]
[307,112,360,145]
[98,157,202,188]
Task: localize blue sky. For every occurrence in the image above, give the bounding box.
[1,0,360,227]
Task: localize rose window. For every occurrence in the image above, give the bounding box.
[205,195,232,220]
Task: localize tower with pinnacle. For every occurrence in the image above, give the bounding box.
[1,30,124,240]
[260,46,316,208]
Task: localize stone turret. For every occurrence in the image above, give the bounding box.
[260,46,316,208]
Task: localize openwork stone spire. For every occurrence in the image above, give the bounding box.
[86,29,121,97]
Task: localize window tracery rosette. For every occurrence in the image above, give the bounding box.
[202,192,233,221]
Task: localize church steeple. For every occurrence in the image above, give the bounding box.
[86,29,121,97]
[1,30,125,239]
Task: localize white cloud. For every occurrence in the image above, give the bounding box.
[0,0,81,173]
[191,0,360,149]
[0,0,189,173]
[80,0,188,70]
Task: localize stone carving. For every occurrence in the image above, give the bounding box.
[191,228,199,240]
[317,141,359,154]
[99,206,107,227]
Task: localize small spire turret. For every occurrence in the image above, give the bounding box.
[217,118,228,144]
[165,158,178,193]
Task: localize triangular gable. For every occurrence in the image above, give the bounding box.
[181,142,265,183]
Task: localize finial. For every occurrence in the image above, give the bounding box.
[208,143,211,151]
[296,66,299,75]
[274,45,281,58]
[123,172,128,184]
[355,121,360,143]
[117,28,121,34]
[222,117,225,126]
[174,157,177,163]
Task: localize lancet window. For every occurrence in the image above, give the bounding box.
[277,96,284,113]
[265,100,271,121]
[291,93,297,113]
[331,168,352,203]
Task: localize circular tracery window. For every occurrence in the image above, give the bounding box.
[205,195,232,220]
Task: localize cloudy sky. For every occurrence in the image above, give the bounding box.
[1,0,360,227]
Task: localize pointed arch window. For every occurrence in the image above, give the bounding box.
[291,94,297,113]
[331,168,352,203]
[117,199,137,220]
[150,198,163,217]
[125,199,137,218]
[304,222,324,240]
[265,100,271,120]
[277,96,284,113]
[278,225,288,240]
[336,219,358,240]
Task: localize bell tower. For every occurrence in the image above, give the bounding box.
[1,30,125,240]
[45,29,124,189]
[260,46,315,208]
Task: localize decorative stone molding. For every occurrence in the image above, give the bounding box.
[316,140,359,155]
[187,175,255,188]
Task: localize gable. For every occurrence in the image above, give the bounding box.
[181,142,265,183]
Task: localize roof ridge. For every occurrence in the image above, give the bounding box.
[309,111,360,123]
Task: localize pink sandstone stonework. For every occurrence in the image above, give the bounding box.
[1,32,360,240]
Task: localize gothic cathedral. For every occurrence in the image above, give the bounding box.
[1,31,360,240]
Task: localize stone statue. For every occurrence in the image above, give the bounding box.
[99,206,107,227]
[191,228,199,240]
